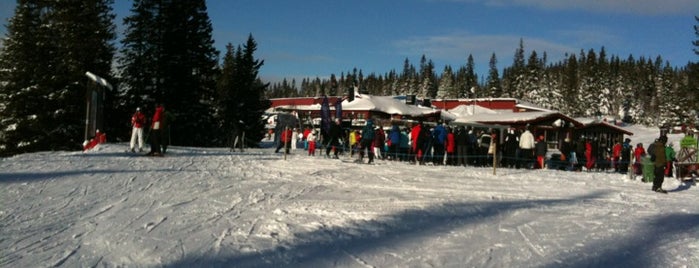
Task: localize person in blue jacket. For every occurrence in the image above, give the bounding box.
[388,125,401,160]
[432,121,447,165]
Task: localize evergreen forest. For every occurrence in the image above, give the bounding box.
[0,0,697,157]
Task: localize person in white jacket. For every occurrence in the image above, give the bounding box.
[519,128,536,168]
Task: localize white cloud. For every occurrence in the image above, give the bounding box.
[392,32,579,64]
[437,0,698,15]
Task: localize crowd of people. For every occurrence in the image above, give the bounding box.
[277,119,689,189]
[279,120,554,169]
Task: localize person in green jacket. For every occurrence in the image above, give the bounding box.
[665,142,676,177]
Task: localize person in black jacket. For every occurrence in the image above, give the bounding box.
[503,129,519,168]
[325,118,343,158]
[455,126,468,166]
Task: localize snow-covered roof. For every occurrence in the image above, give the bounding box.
[340,94,438,116]
[515,100,555,112]
[441,104,499,121]
[453,111,581,127]
[575,117,634,135]
[269,94,439,117]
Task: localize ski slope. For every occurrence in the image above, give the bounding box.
[1,126,698,267]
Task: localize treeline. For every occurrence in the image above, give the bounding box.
[0,0,268,156]
[268,38,699,127]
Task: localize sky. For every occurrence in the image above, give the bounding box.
[2,124,698,267]
[1,0,698,84]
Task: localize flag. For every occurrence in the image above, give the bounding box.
[335,98,343,120]
[320,95,331,136]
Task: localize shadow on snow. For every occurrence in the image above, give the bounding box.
[159,191,696,268]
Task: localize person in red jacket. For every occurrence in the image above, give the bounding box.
[633,143,646,175]
[147,104,164,156]
[612,140,622,172]
[275,127,293,154]
[129,107,146,153]
[410,122,423,163]
[445,127,456,165]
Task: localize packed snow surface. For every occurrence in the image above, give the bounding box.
[1,126,698,267]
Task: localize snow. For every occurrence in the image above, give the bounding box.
[1,125,698,267]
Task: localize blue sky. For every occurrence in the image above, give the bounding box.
[1,0,698,83]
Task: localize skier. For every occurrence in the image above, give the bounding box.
[129,107,146,153]
[307,130,317,156]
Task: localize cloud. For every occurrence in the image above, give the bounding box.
[553,26,624,47]
[392,32,579,64]
[438,0,698,15]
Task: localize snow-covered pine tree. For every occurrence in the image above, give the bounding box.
[0,0,116,157]
[437,65,455,99]
[419,55,436,99]
[485,53,501,98]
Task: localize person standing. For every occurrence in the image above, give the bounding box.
[399,128,410,162]
[160,107,174,154]
[129,107,146,153]
[388,125,401,160]
[665,142,676,177]
[358,119,376,164]
[147,104,164,156]
[634,143,646,175]
[519,127,535,169]
[560,137,573,170]
[325,118,342,158]
[432,122,447,165]
[307,130,317,156]
[535,135,547,169]
[612,139,622,172]
[291,128,298,150]
[652,136,668,193]
[445,127,456,166]
[620,138,632,173]
[374,126,385,160]
[503,129,519,168]
[411,122,423,164]
[274,127,293,154]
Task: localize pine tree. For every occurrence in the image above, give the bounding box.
[119,0,219,146]
[0,0,116,157]
[436,65,455,98]
[485,53,501,97]
[523,50,542,104]
[215,35,270,148]
[418,56,436,99]
[463,54,478,97]
[693,16,699,56]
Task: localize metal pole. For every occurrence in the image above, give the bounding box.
[283,126,288,160]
